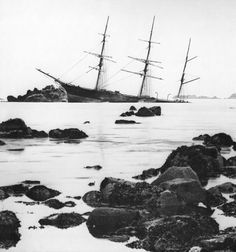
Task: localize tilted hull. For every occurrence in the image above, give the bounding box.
[61,84,176,103]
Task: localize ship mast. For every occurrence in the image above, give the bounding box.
[177,38,200,99]
[122,16,162,97]
[84,16,115,90]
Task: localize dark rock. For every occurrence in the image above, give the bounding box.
[149,106,161,116]
[26,185,60,201]
[43,199,76,209]
[7,95,18,102]
[229,193,236,200]
[83,121,90,124]
[0,211,21,249]
[120,111,135,117]
[39,212,85,229]
[84,165,102,170]
[233,142,236,151]
[204,133,234,147]
[226,156,236,166]
[218,201,236,217]
[88,182,95,186]
[0,184,29,197]
[206,186,227,207]
[155,190,185,208]
[22,180,40,185]
[107,235,130,243]
[8,148,24,152]
[0,118,48,138]
[86,207,140,237]
[0,140,6,145]
[136,215,219,252]
[8,85,68,102]
[115,119,139,124]
[49,128,88,139]
[192,134,211,141]
[82,191,102,207]
[210,182,236,194]
[133,168,159,180]
[135,107,155,117]
[0,189,9,200]
[129,106,137,111]
[221,167,236,178]
[160,145,222,185]
[0,118,28,132]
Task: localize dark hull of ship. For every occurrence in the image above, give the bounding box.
[62,84,178,103]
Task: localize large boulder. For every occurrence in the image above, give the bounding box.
[155,178,206,206]
[0,211,21,249]
[26,185,60,201]
[100,177,160,207]
[204,133,234,147]
[135,107,155,117]
[152,166,200,186]
[39,212,85,228]
[49,128,88,139]
[86,207,140,237]
[160,145,222,185]
[0,118,48,138]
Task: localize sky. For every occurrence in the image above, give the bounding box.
[0,0,236,99]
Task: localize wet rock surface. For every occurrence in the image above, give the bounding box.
[0,118,48,138]
[7,85,68,102]
[49,128,88,139]
[39,212,85,229]
[26,185,61,201]
[0,211,21,249]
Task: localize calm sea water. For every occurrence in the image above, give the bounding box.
[0,100,236,252]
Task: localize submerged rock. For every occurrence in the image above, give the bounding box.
[0,118,48,138]
[0,211,21,249]
[115,119,139,124]
[84,165,102,170]
[160,145,222,185]
[39,212,85,229]
[26,185,60,201]
[49,128,88,139]
[87,207,140,237]
[43,199,76,209]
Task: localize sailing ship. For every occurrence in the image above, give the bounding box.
[37,16,173,103]
[175,38,200,101]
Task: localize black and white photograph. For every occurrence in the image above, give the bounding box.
[1,0,236,251]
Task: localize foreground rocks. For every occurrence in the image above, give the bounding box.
[7,85,68,102]
[0,211,21,249]
[49,128,88,139]
[0,118,48,138]
[39,213,85,228]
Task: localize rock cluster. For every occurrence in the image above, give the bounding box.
[7,85,68,102]
[120,106,161,117]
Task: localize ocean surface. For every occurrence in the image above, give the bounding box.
[0,99,236,252]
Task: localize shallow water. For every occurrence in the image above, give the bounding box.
[0,99,236,252]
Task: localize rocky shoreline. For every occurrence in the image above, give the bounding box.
[1,108,236,251]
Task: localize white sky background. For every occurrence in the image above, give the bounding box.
[0,0,236,99]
